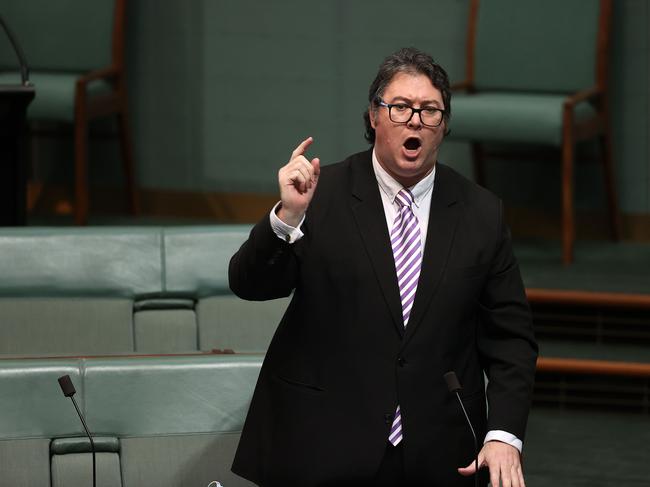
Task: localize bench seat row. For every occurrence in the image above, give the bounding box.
[0,226,289,356]
[0,354,262,487]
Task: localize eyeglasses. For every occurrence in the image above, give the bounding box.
[377,98,445,127]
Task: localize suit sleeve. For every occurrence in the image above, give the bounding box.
[477,200,538,441]
[228,213,299,301]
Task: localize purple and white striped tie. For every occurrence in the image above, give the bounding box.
[388,188,422,446]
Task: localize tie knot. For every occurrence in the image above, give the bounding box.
[395,189,414,209]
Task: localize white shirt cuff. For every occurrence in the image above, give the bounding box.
[269,201,305,243]
[484,430,523,453]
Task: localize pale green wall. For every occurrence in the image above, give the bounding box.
[31,0,646,214]
[126,0,649,214]
[127,0,467,193]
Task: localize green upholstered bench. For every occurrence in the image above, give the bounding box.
[0,354,261,487]
[0,226,289,356]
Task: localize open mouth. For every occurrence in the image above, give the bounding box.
[403,137,422,153]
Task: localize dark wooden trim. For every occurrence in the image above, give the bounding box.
[63,0,136,225]
[465,0,479,88]
[527,288,650,309]
[112,0,126,69]
[596,0,612,92]
[561,104,575,265]
[0,351,264,362]
[537,356,650,377]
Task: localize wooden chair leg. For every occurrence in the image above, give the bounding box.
[561,138,575,266]
[471,142,486,187]
[600,128,621,241]
[117,108,138,216]
[74,107,89,226]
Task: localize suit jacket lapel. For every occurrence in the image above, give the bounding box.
[349,151,405,337]
[402,164,461,348]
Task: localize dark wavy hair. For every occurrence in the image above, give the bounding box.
[363,47,451,144]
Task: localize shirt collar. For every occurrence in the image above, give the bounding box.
[372,148,436,208]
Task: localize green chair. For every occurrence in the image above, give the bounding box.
[0,0,138,225]
[450,0,620,265]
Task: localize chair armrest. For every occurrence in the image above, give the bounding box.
[563,86,602,108]
[76,66,121,87]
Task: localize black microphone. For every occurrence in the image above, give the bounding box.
[58,375,96,487]
[0,14,31,86]
[444,371,479,487]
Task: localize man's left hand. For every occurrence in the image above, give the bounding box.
[458,440,525,487]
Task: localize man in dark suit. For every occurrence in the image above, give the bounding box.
[229,47,537,487]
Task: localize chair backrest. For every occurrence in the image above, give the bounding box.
[0,0,119,72]
[468,0,609,93]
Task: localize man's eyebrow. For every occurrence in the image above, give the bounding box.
[389,96,443,107]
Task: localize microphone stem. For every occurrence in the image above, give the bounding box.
[0,15,30,85]
[455,392,479,487]
[71,396,96,487]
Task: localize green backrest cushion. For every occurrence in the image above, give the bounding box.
[84,355,263,436]
[0,228,162,298]
[0,0,114,72]
[120,434,256,487]
[163,225,253,297]
[0,297,134,355]
[474,0,600,92]
[198,295,290,353]
[0,359,83,439]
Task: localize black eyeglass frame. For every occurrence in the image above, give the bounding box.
[376,98,446,128]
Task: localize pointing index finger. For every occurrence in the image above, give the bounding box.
[291,136,313,159]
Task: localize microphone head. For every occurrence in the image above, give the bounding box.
[58,375,76,397]
[443,371,462,393]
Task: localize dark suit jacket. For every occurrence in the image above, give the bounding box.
[229,149,538,487]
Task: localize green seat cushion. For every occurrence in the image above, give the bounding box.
[198,295,290,352]
[120,434,256,487]
[0,438,51,487]
[163,225,253,297]
[0,297,134,355]
[0,228,163,298]
[449,92,596,145]
[0,359,83,439]
[83,355,263,436]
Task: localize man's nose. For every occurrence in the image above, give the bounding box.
[407,110,422,128]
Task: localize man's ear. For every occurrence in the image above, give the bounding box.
[369,105,377,129]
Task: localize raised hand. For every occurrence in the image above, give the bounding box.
[277,136,321,227]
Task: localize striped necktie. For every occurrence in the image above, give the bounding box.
[388,188,422,446]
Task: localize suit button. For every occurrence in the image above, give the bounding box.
[397,357,406,367]
[384,413,393,425]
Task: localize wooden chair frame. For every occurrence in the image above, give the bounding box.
[453,0,621,265]
[71,0,137,224]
